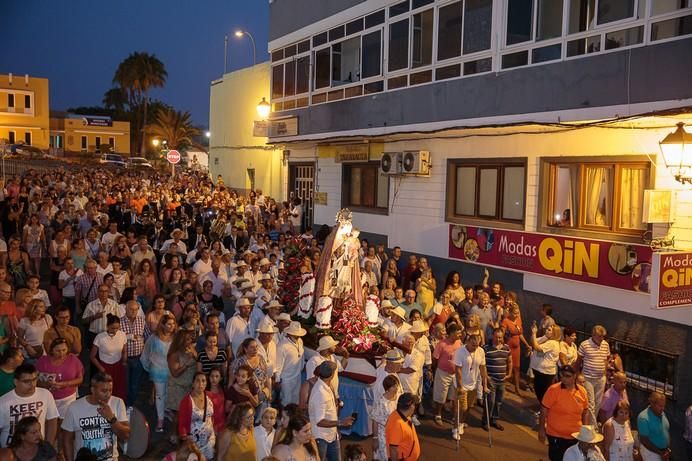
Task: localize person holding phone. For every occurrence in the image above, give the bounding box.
[308,361,354,461]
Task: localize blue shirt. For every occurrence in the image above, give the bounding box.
[637,407,670,450]
[470,305,493,335]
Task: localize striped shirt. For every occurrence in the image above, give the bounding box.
[578,338,610,379]
[483,343,510,383]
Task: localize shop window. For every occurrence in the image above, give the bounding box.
[411,9,433,68]
[446,159,526,224]
[544,160,649,234]
[315,48,331,89]
[389,18,409,71]
[437,1,463,61]
[24,132,32,145]
[463,0,493,54]
[272,65,284,99]
[361,30,382,78]
[24,95,31,109]
[342,162,389,213]
[332,37,361,85]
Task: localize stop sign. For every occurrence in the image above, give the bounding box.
[166,149,181,164]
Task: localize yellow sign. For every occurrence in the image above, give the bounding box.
[314,192,328,205]
[335,145,369,162]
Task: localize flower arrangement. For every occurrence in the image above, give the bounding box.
[278,237,308,313]
[331,297,387,354]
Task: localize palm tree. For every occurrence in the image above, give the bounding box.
[113,52,167,154]
[102,87,128,112]
[147,107,201,151]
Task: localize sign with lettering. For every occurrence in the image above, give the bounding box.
[268,116,298,138]
[80,116,113,127]
[253,120,268,137]
[448,224,653,293]
[314,191,328,205]
[335,145,369,162]
[650,251,692,309]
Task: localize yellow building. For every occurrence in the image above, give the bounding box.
[0,73,50,148]
[50,114,131,155]
[209,63,283,198]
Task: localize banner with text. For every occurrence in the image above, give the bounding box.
[448,225,653,293]
[650,251,692,309]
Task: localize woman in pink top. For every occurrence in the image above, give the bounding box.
[36,337,84,418]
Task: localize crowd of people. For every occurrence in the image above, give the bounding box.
[0,165,686,461]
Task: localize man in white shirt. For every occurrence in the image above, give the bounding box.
[62,372,130,461]
[160,229,188,255]
[289,198,303,233]
[305,336,348,400]
[100,221,122,254]
[454,334,488,441]
[82,285,121,339]
[0,364,59,448]
[275,321,306,405]
[397,334,425,425]
[308,361,355,461]
[199,258,228,297]
[192,247,213,277]
[256,318,278,379]
[225,298,253,356]
[385,307,411,345]
[563,425,606,461]
[373,349,404,400]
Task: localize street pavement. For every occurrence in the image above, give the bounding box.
[125,393,548,461]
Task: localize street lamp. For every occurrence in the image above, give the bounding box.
[205,131,211,138]
[659,122,692,185]
[256,98,271,120]
[152,139,160,147]
[235,29,256,65]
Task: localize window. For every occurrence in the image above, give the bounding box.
[653,0,691,16]
[315,48,331,89]
[285,61,296,96]
[95,137,101,149]
[332,37,361,85]
[7,94,14,108]
[362,30,382,78]
[411,9,433,68]
[507,0,563,45]
[81,136,87,150]
[506,0,534,45]
[569,0,636,33]
[272,65,284,99]
[296,57,310,94]
[464,0,493,54]
[24,132,32,145]
[24,95,31,109]
[446,159,526,224]
[8,132,15,144]
[389,18,410,71]
[544,159,649,234]
[437,1,463,61]
[342,163,389,212]
[651,14,692,41]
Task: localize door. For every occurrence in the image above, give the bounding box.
[289,162,315,231]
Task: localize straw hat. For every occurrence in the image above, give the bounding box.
[571,426,604,443]
[259,258,271,266]
[381,299,394,309]
[410,320,428,333]
[170,228,183,238]
[236,298,252,307]
[233,277,249,286]
[389,306,407,320]
[317,336,339,352]
[265,300,284,310]
[236,261,248,268]
[277,313,291,322]
[384,349,404,363]
[284,321,307,337]
[260,273,273,281]
[256,319,279,334]
[240,281,255,291]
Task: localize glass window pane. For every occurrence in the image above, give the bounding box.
[653,0,691,16]
[284,61,296,97]
[271,65,284,99]
[377,172,389,208]
[412,9,434,68]
[389,19,410,71]
[463,0,493,54]
[502,50,529,69]
[619,167,648,230]
[361,167,377,207]
[436,64,461,80]
[315,48,331,89]
[478,168,498,217]
[332,37,361,85]
[349,167,362,206]
[455,167,476,215]
[284,45,297,58]
[604,26,643,49]
[506,0,534,45]
[313,32,328,47]
[463,58,492,75]
[502,167,525,220]
[390,0,410,18]
[329,25,345,42]
[296,56,310,94]
[583,166,613,227]
[413,0,434,8]
[532,44,562,63]
[346,18,364,36]
[552,165,577,227]
[362,30,382,78]
[437,1,463,61]
[536,0,564,41]
[651,15,692,41]
[365,10,385,28]
[568,0,596,33]
[598,0,634,25]
[566,35,601,56]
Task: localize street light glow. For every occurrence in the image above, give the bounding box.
[205,131,211,138]
[152,139,160,147]
[234,30,244,37]
[256,97,271,120]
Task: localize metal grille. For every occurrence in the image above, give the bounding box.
[290,163,315,231]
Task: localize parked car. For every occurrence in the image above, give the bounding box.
[127,157,154,169]
[8,144,50,158]
[99,153,126,168]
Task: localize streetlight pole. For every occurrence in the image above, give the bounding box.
[224,34,228,74]
[235,30,256,65]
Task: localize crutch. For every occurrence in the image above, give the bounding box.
[483,392,493,448]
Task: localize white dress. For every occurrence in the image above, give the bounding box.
[369,396,397,461]
[607,417,634,461]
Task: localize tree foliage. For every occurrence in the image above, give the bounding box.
[147,107,201,151]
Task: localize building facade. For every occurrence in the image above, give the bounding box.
[267,0,692,447]
[209,63,283,198]
[0,73,50,148]
[49,114,131,155]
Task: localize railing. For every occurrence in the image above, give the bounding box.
[0,157,78,178]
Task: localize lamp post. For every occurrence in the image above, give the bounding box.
[659,122,692,185]
[235,30,256,65]
[224,34,228,74]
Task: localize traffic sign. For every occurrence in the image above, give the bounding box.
[166,150,181,164]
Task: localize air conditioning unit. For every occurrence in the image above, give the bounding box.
[402,150,430,175]
[380,152,402,175]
